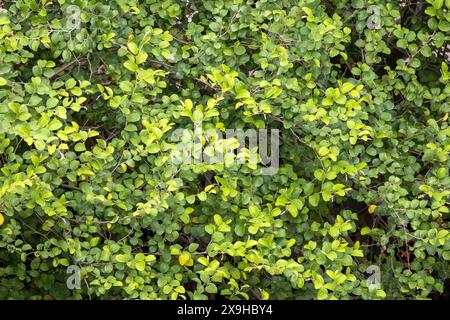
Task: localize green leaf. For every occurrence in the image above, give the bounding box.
[309,194,320,207]
[127,42,139,55]
[234,46,246,56]
[115,255,128,263]
[135,261,145,271]
[287,204,298,217]
[124,60,138,72]
[209,22,220,32]
[438,20,450,32]
[205,283,218,294]
[48,118,63,131]
[312,272,324,289]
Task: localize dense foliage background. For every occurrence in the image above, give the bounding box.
[0,0,449,300]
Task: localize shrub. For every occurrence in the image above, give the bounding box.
[0,0,449,300]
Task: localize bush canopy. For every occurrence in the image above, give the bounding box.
[0,0,449,300]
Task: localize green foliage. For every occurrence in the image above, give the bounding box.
[0,0,449,300]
